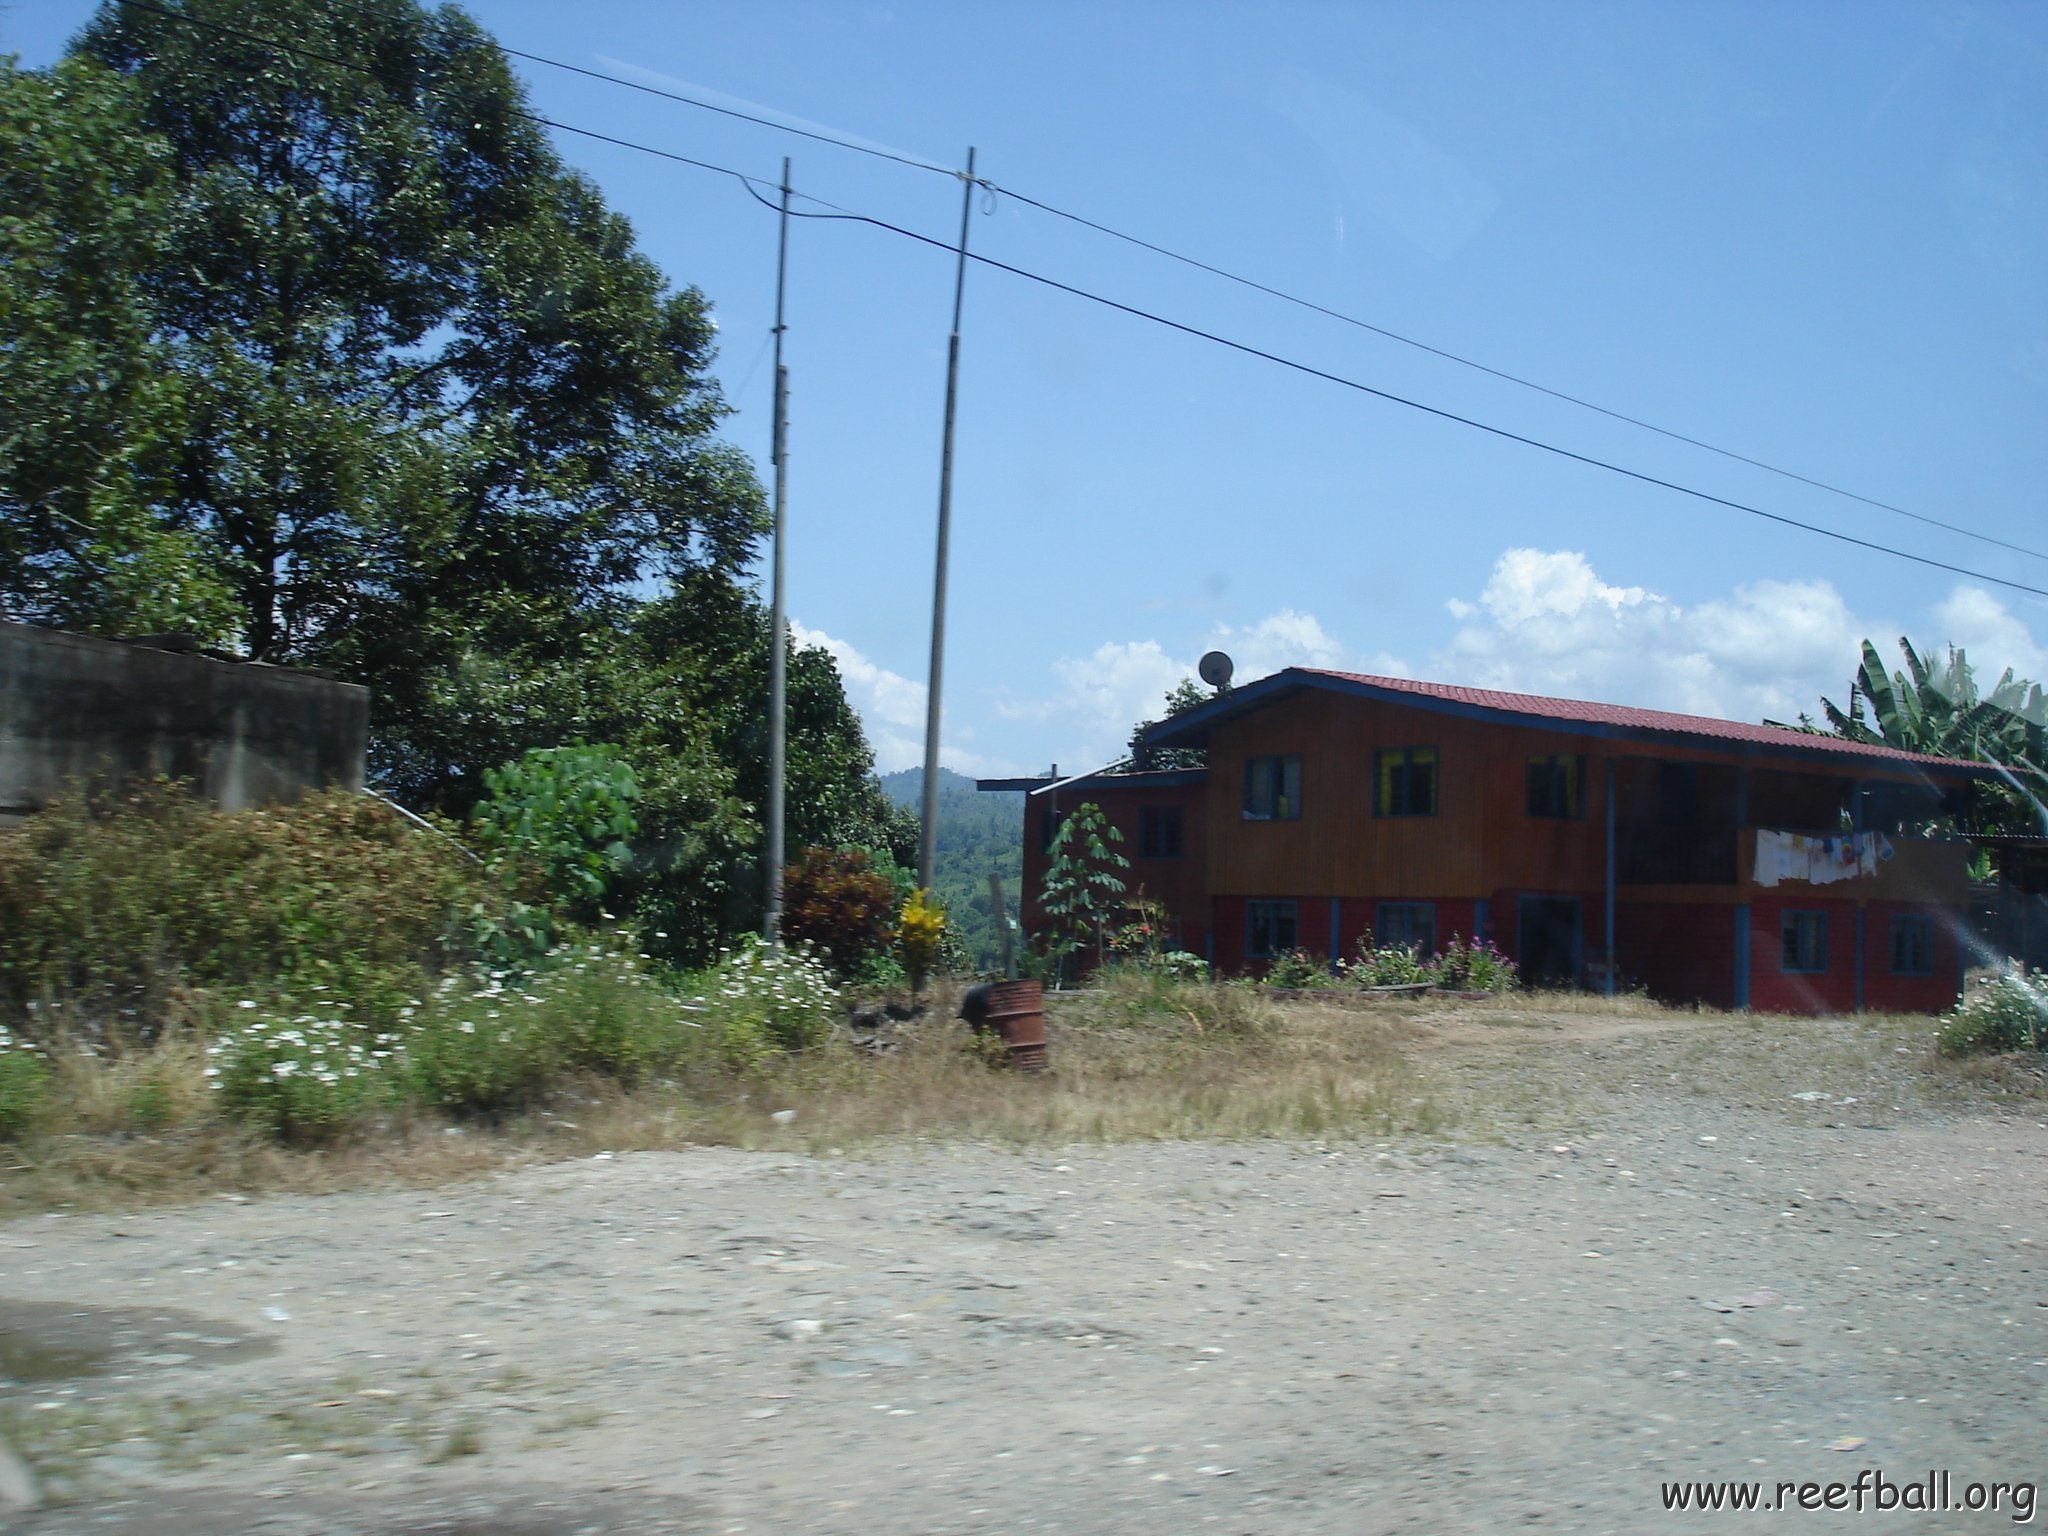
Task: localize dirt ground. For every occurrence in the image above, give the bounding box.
[3,1004,2045,1534]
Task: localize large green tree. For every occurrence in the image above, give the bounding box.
[0,57,231,634]
[2,0,909,960]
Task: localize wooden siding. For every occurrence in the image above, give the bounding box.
[1202,689,1974,911]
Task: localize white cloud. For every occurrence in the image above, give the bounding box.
[1931,586,2048,689]
[980,557,2046,775]
[1434,549,1878,723]
[789,621,1012,777]
[996,609,1410,768]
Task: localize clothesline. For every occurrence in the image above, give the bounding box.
[1753,829,1894,887]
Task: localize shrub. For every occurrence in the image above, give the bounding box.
[0,1027,51,1140]
[1263,949,1334,989]
[208,1000,402,1143]
[0,783,487,1045]
[895,888,947,991]
[1433,935,1518,994]
[401,970,563,1117]
[780,847,896,978]
[1345,933,1438,988]
[1937,973,2047,1057]
[1148,950,1209,982]
[685,937,840,1068]
[470,744,640,930]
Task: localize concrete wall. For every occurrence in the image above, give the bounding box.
[0,623,367,820]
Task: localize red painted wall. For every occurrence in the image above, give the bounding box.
[1614,903,1738,1009]
[1017,781,1209,968]
[1863,900,1965,1013]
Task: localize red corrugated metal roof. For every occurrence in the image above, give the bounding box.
[1297,668,1992,772]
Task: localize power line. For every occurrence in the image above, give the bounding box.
[401,29,2045,567]
[112,0,779,198]
[490,44,958,179]
[97,0,2048,602]
[740,184,2048,603]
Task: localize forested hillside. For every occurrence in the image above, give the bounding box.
[880,769,1023,970]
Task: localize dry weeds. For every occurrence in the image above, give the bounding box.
[6,980,2040,1220]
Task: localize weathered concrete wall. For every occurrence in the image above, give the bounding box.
[0,623,367,820]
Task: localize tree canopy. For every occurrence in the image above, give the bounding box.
[1,0,911,962]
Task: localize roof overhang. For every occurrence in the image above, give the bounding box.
[1142,668,2004,780]
[976,768,1207,796]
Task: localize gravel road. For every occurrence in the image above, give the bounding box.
[3,1008,2044,1534]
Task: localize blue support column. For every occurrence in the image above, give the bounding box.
[1474,897,1490,946]
[1733,904,1752,1010]
[1328,898,1341,976]
[1853,905,1867,1012]
[1603,757,1617,997]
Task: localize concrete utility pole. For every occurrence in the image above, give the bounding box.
[918,147,977,894]
[764,158,792,943]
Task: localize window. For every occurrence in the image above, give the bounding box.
[1375,746,1438,817]
[1890,914,1934,976]
[1781,910,1828,973]
[1244,755,1302,820]
[1139,805,1182,858]
[1527,754,1582,819]
[1376,902,1436,957]
[1247,900,1298,957]
[1039,805,1064,853]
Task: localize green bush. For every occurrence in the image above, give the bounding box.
[0,1029,51,1140]
[402,973,563,1117]
[1263,949,1335,989]
[470,745,640,961]
[1937,973,2047,1057]
[684,937,840,1068]
[0,783,487,1044]
[1345,936,1436,988]
[208,1000,401,1143]
[1433,935,1518,994]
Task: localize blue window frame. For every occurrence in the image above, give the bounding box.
[1244,755,1302,821]
[1376,902,1437,957]
[1140,805,1183,858]
[1890,914,1934,976]
[1781,910,1828,973]
[1374,746,1438,817]
[1247,900,1299,958]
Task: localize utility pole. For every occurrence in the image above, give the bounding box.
[918,147,977,894]
[764,157,792,943]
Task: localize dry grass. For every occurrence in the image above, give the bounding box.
[10,977,2042,1219]
[545,976,1445,1153]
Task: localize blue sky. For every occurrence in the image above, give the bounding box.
[10,2,2046,776]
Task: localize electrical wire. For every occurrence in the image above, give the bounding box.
[91,0,2048,602]
[407,25,2047,567]
[738,183,2048,603]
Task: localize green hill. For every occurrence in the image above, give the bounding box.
[879,767,1023,972]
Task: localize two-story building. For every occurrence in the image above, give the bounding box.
[981,667,2001,1014]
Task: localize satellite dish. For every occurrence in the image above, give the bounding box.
[1198,650,1234,689]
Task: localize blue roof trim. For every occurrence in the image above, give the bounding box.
[1141,669,1997,780]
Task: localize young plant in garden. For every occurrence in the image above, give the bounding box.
[1344,930,1438,988]
[895,888,947,992]
[1263,949,1335,989]
[1433,934,1518,994]
[1037,802,1130,985]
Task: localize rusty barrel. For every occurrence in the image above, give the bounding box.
[984,979,1048,1072]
